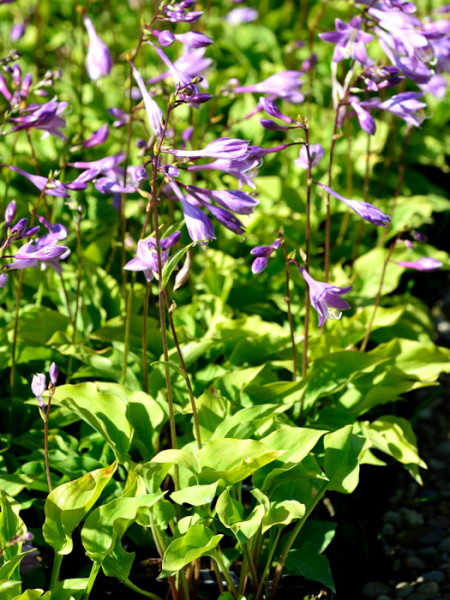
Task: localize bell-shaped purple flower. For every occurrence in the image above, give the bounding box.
[294,143,325,170]
[360,92,426,128]
[49,362,59,385]
[124,232,181,282]
[0,272,8,288]
[173,31,213,48]
[298,266,353,327]
[226,7,258,25]
[259,97,295,124]
[168,137,250,160]
[314,182,390,227]
[84,17,113,81]
[234,70,304,103]
[180,198,215,244]
[186,185,258,214]
[9,166,69,198]
[130,60,163,139]
[31,373,46,411]
[9,98,68,140]
[5,200,16,227]
[250,239,280,274]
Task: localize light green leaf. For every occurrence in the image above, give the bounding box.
[0,581,21,600]
[151,449,199,476]
[81,493,164,562]
[0,491,27,573]
[43,462,117,555]
[170,482,218,506]
[160,241,197,291]
[161,524,223,578]
[261,500,305,534]
[53,383,133,462]
[323,426,371,494]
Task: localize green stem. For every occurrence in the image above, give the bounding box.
[214,552,238,598]
[360,232,402,352]
[8,270,24,428]
[302,129,313,382]
[255,528,282,600]
[49,553,63,590]
[82,561,101,600]
[124,578,164,600]
[270,485,327,600]
[163,290,202,449]
[280,236,297,382]
[67,210,83,380]
[142,282,151,393]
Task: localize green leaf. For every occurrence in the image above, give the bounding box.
[216,489,243,528]
[323,426,371,494]
[261,500,305,534]
[0,581,21,600]
[198,439,282,485]
[101,538,135,581]
[43,462,117,555]
[81,493,164,562]
[12,591,51,600]
[0,491,27,573]
[151,449,199,476]
[160,241,197,291]
[161,524,223,578]
[0,551,34,581]
[261,426,327,464]
[360,416,426,469]
[53,383,133,463]
[285,541,335,592]
[170,482,219,506]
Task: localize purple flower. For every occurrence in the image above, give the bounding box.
[167,137,250,160]
[298,266,353,327]
[7,241,70,274]
[395,257,443,271]
[84,17,113,80]
[172,31,213,48]
[124,232,181,282]
[170,181,215,244]
[360,92,426,127]
[9,99,68,140]
[81,124,109,148]
[226,7,258,25]
[319,17,374,64]
[49,362,59,385]
[0,273,7,288]
[234,70,304,103]
[69,152,125,172]
[108,107,130,128]
[259,97,295,124]
[10,20,28,41]
[186,185,258,214]
[250,239,280,274]
[314,181,390,227]
[31,373,46,411]
[66,169,100,191]
[294,143,325,170]
[350,100,377,135]
[5,200,16,227]
[130,61,163,139]
[9,166,69,198]
[146,48,212,87]
[160,1,202,23]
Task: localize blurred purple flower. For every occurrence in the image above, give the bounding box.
[395,257,443,271]
[298,266,353,327]
[226,7,258,25]
[0,273,7,288]
[9,98,68,140]
[10,20,28,41]
[9,166,69,198]
[250,239,280,274]
[234,70,303,103]
[314,181,390,227]
[360,92,426,127]
[259,97,295,124]
[186,185,258,214]
[81,124,109,148]
[167,137,250,160]
[84,17,113,80]
[130,60,164,139]
[319,17,374,64]
[5,200,16,227]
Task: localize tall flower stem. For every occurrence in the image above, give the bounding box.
[302,128,313,379]
[49,553,63,590]
[163,291,202,449]
[8,270,24,428]
[280,236,297,382]
[360,232,402,352]
[142,282,151,393]
[324,107,341,282]
[82,562,101,600]
[67,208,83,380]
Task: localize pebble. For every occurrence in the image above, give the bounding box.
[428,458,446,470]
[436,440,450,457]
[376,596,392,600]
[416,581,440,594]
[395,582,414,598]
[418,531,441,545]
[423,569,445,583]
[404,555,425,570]
[438,537,450,553]
[385,510,403,528]
[400,508,424,527]
[362,581,392,598]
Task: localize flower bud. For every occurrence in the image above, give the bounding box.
[49,362,58,385]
